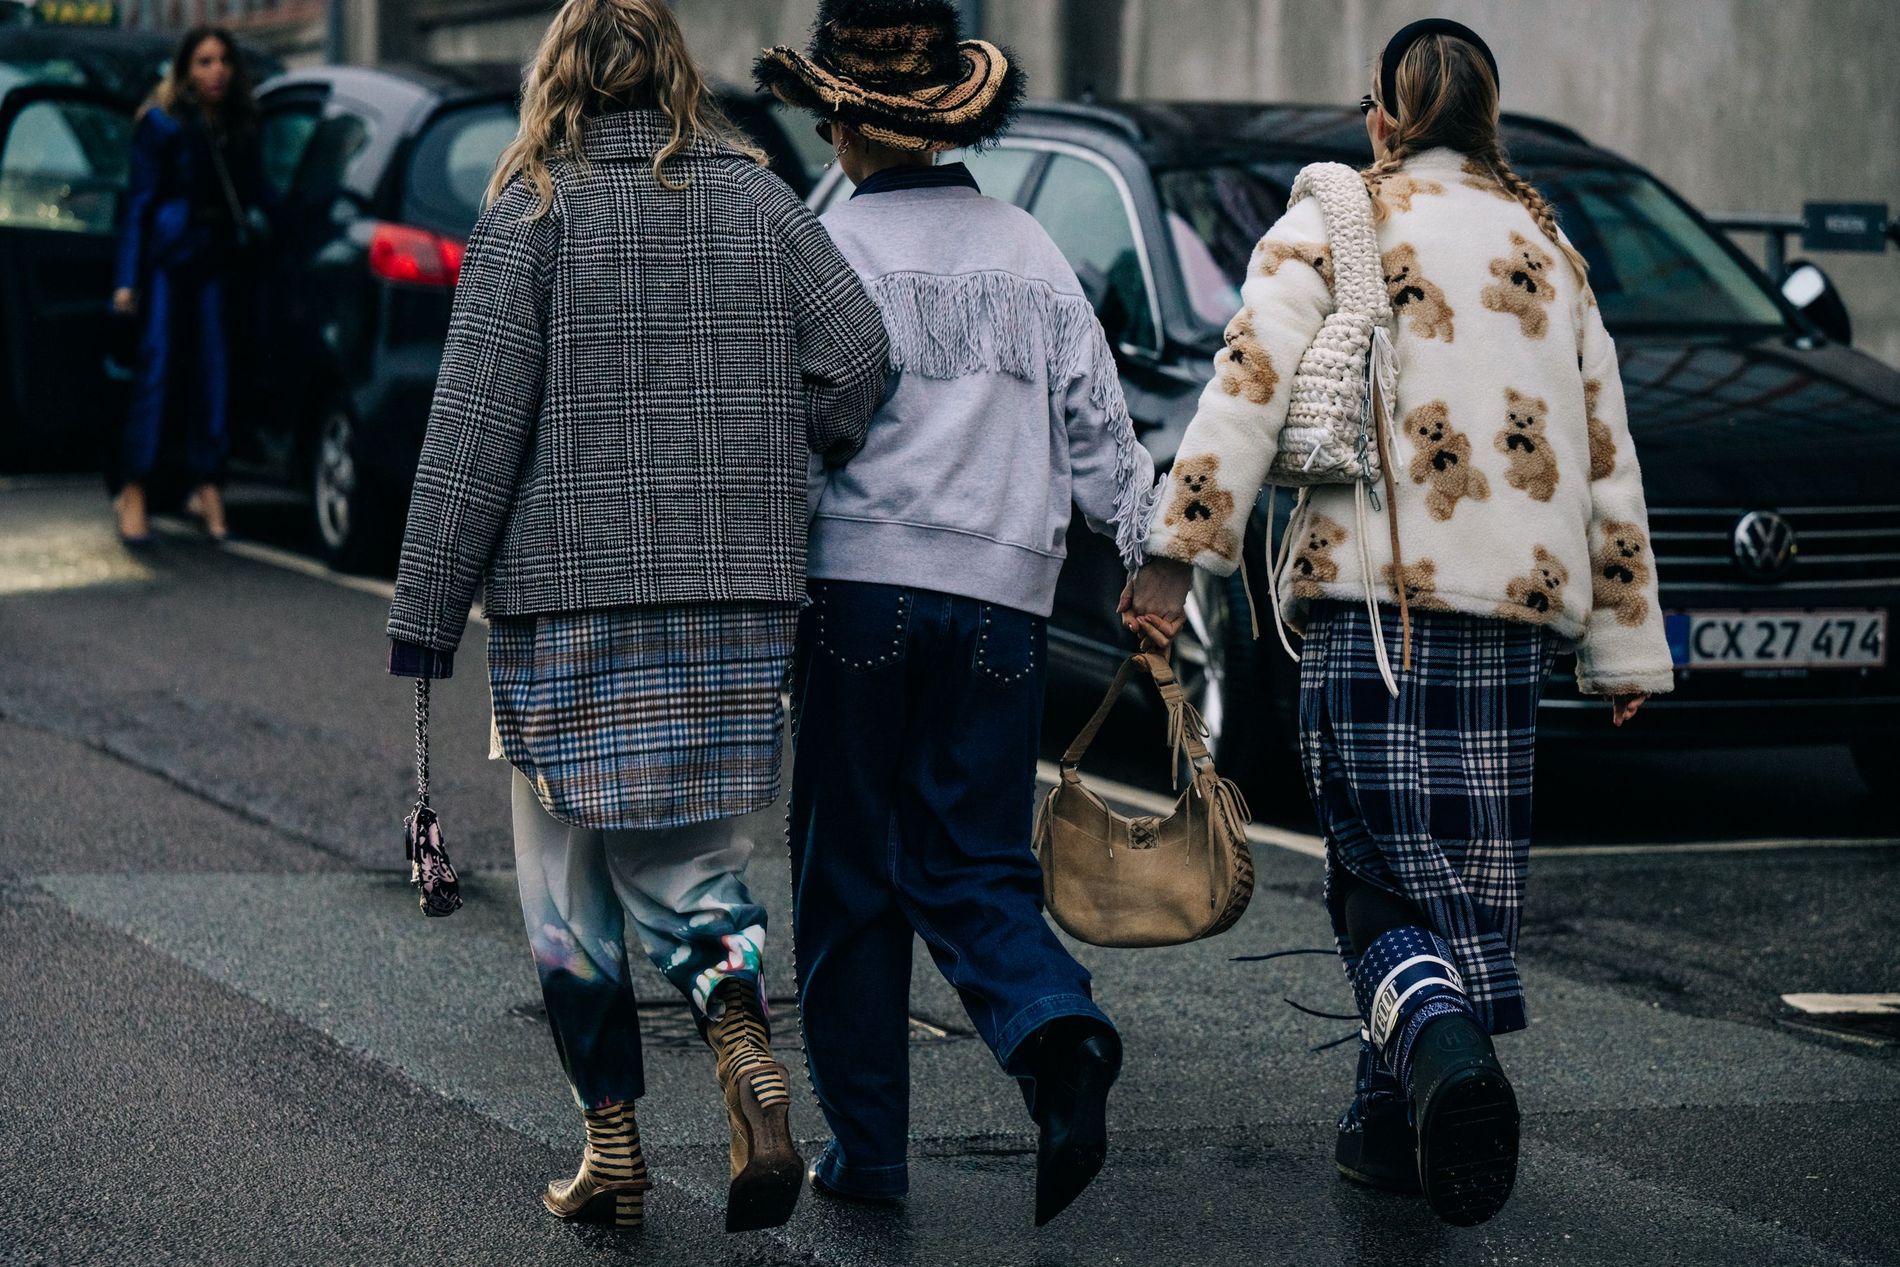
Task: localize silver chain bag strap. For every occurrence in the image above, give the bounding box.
[403,678,463,917]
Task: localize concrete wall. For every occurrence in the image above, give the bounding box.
[1112,0,1900,368]
[415,0,1900,367]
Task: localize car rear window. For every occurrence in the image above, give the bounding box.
[1158,159,1787,337]
[402,100,517,239]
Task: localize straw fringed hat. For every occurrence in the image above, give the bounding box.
[753,0,1026,153]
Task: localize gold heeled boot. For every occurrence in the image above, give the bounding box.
[706,979,802,1232]
[543,1102,651,1229]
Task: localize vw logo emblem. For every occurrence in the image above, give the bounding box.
[1733,510,1798,578]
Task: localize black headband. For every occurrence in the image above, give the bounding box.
[1377,18,1499,118]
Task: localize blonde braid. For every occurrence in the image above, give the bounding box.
[1360,137,1413,225]
[1473,144,1589,284]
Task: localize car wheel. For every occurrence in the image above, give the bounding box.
[310,405,393,573]
[1181,565,1304,805]
[1849,741,1893,795]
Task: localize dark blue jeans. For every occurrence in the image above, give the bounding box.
[124,264,229,485]
[790,580,1112,1199]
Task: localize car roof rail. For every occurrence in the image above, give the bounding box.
[1020,100,1146,144]
[1500,111,1591,147]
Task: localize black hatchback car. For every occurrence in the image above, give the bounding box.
[234,63,817,569]
[809,102,1900,794]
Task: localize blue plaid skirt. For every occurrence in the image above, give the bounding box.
[1299,601,1556,1034]
[488,602,799,831]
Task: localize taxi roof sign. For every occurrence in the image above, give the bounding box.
[33,0,118,24]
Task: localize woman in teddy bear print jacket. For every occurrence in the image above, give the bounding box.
[1123,19,1674,1229]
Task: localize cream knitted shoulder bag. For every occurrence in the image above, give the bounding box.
[1262,162,1408,696]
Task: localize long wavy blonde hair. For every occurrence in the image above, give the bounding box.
[1363,33,1589,284]
[488,0,764,216]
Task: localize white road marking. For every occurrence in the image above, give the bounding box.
[152,517,399,600]
[1777,1019,1895,1048]
[149,515,488,622]
[1535,836,1900,859]
[176,529,1897,865]
[1781,993,1900,1015]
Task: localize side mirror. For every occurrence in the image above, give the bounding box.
[1781,260,1852,345]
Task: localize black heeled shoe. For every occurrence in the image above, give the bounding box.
[1027,1020,1122,1227]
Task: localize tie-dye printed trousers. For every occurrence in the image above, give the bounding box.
[511,769,769,1109]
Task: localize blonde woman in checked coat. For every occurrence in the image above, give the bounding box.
[384,0,888,1236]
[1123,19,1673,1228]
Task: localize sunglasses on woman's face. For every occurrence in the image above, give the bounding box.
[1359,94,1377,117]
[814,120,833,143]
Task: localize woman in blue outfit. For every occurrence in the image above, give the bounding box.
[756,0,1155,1227]
[111,26,262,543]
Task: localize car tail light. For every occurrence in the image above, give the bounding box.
[368,223,465,288]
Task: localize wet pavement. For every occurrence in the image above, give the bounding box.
[3,475,1896,1266]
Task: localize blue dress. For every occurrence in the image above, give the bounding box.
[113,105,262,486]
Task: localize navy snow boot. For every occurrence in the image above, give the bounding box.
[1351,927,1519,1227]
[1334,1033,1420,1194]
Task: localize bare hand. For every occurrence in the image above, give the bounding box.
[1611,694,1647,727]
[112,288,137,316]
[1120,558,1194,649]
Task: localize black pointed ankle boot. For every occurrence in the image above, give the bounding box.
[1025,1018,1122,1227]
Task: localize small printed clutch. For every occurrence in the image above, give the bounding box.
[403,678,463,918]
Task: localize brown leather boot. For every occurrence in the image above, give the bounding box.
[542,1102,651,1229]
[706,979,802,1232]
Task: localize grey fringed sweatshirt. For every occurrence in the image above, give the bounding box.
[811,173,1155,617]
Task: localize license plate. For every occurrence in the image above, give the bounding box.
[1665,609,1887,669]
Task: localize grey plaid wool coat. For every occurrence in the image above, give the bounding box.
[386,110,889,653]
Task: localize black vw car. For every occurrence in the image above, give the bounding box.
[808,102,1900,793]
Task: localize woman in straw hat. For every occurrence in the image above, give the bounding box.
[757,0,1155,1227]
[386,0,890,1235]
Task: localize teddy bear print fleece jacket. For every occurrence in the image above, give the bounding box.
[1146,146,1674,698]
[811,170,1155,618]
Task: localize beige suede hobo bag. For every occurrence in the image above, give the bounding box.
[1034,652,1255,948]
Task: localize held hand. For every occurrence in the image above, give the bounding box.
[1611,694,1647,727]
[1133,614,1182,653]
[112,288,137,316]
[1121,558,1194,648]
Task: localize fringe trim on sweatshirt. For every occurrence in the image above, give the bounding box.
[865,269,1152,570]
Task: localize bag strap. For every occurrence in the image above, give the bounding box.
[204,127,248,237]
[413,678,431,809]
[1288,161,1391,326]
[1058,652,1214,783]
[1058,654,1147,771]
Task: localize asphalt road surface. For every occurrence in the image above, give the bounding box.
[3,476,1896,1267]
